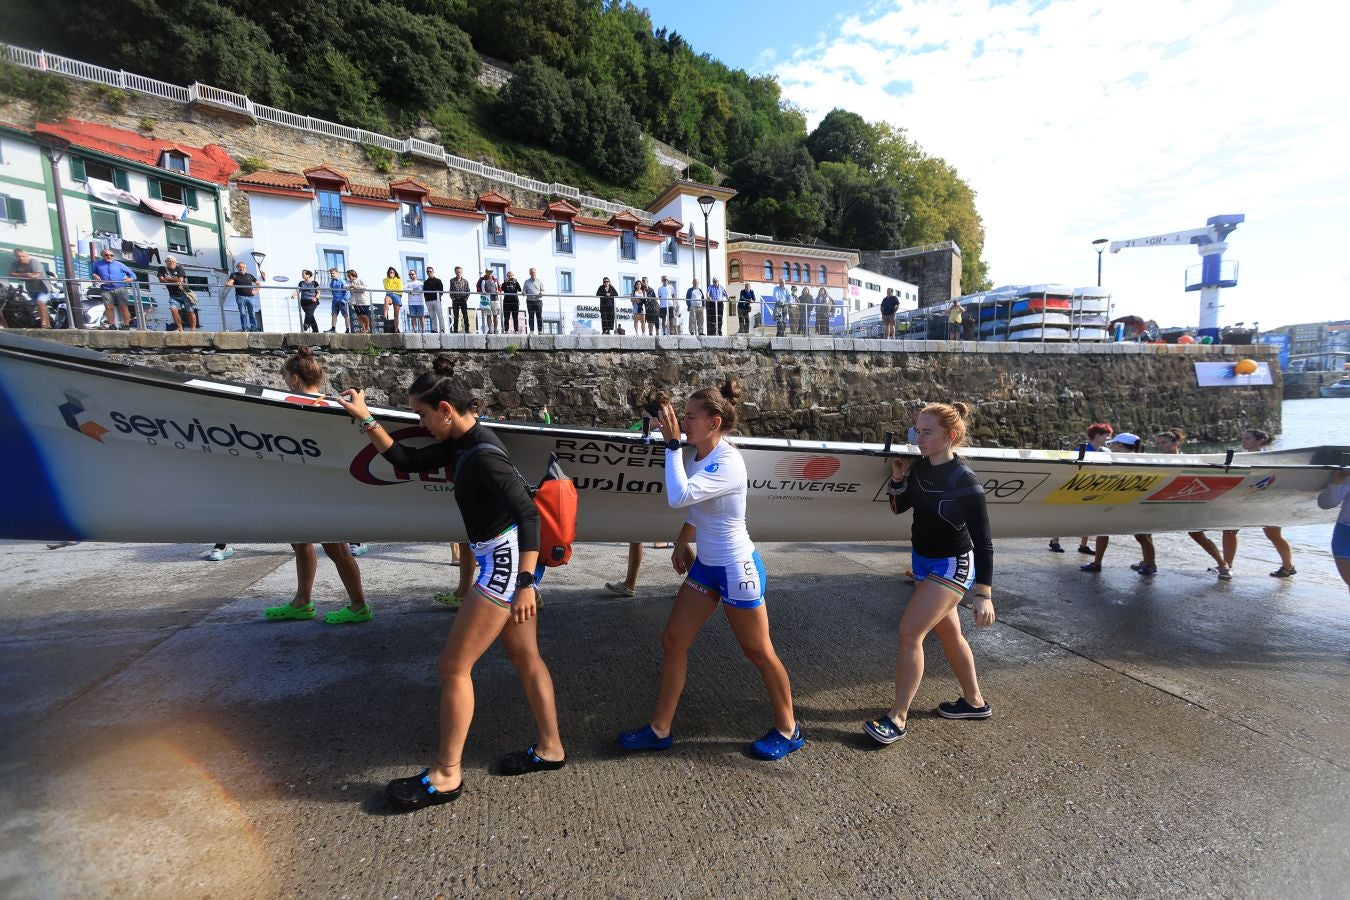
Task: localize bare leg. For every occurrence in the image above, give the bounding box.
[649,586,719,735]
[1188,531,1225,567]
[933,605,985,708]
[1263,526,1294,570]
[724,603,796,736]
[1222,529,1239,568]
[1092,535,1110,565]
[456,543,474,597]
[624,543,643,591]
[1336,558,1350,593]
[291,543,317,606]
[889,580,962,727]
[429,593,511,791]
[498,612,565,761]
[1135,534,1155,568]
[320,542,366,610]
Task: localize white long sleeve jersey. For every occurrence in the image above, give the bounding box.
[665,440,755,565]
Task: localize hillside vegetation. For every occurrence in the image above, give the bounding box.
[6,0,989,290]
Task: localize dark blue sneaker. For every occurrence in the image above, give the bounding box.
[936,697,992,719]
[617,724,673,752]
[750,724,803,760]
[863,715,906,745]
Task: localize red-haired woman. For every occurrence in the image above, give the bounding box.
[865,401,996,745]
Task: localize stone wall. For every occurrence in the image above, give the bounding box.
[860,246,962,306]
[21,330,1284,446]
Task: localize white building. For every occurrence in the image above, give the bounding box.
[233,168,733,333]
[2,120,233,328]
[847,266,919,314]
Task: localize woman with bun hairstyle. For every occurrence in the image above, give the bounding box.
[865,401,995,746]
[265,347,370,624]
[1076,432,1153,573]
[336,355,566,810]
[1222,429,1297,578]
[617,379,804,761]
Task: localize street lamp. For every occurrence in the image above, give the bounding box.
[697,194,715,334]
[34,132,80,328]
[249,250,266,275]
[1092,238,1108,287]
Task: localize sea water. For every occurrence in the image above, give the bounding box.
[1270,398,1346,553]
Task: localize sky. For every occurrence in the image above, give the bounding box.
[644,0,1347,329]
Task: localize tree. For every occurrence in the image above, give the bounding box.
[806,109,878,170]
[499,58,571,148]
[817,161,904,250]
[727,139,825,239]
[289,50,387,131]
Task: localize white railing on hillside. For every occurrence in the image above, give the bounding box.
[3,42,653,222]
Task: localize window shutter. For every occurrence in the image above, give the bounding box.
[147,179,162,200]
[6,197,26,223]
[113,169,129,191]
[185,187,198,210]
[69,157,86,182]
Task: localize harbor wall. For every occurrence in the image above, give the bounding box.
[24,330,1284,447]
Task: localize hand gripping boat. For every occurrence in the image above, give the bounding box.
[1,332,1344,544]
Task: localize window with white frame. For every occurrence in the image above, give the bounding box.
[1,194,25,224]
[91,206,120,236]
[781,261,791,281]
[620,229,636,260]
[322,249,347,274]
[621,275,637,294]
[729,260,741,281]
[400,202,424,239]
[819,265,827,284]
[662,235,678,265]
[317,191,343,230]
[486,212,507,247]
[160,151,189,173]
[763,260,773,280]
[165,223,190,254]
[558,270,574,294]
[554,222,573,254]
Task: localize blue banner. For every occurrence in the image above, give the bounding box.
[1259,333,1290,371]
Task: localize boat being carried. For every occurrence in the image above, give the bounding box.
[0,332,1343,544]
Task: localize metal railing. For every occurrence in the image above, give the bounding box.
[2,42,654,223]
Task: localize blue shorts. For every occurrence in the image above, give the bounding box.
[331,300,348,316]
[911,550,975,595]
[408,304,425,316]
[686,550,766,609]
[1333,522,1350,560]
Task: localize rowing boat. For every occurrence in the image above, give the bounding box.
[1,332,1343,544]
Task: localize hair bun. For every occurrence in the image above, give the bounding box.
[432,354,456,377]
[951,400,973,420]
[720,378,742,405]
[295,345,314,359]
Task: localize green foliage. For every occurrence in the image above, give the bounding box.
[92,84,129,113]
[806,109,879,170]
[362,143,394,174]
[0,61,72,121]
[139,117,155,132]
[288,49,388,131]
[726,139,825,239]
[686,161,714,184]
[236,156,266,175]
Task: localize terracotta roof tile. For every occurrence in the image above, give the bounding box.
[508,206,547,219]
[235,171,309,189]
[426,195,479,211]
[347,183,391,200]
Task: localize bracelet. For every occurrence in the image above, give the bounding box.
[358,416,382,433]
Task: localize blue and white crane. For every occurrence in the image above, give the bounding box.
[1110,214,1244,339]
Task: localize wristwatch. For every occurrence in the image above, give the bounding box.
[515,571,536,590]
[665,438,681,451]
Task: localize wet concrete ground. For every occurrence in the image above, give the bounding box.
[1,532,1347,899]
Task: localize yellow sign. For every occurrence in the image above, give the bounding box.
[1043,471,1166,505]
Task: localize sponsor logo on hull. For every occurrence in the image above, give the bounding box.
[1143,475,1244,503]
[1043,471,1166,505]
[349,425,450,487]
[59,391,108,442]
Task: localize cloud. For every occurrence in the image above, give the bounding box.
[772,0,1349,328]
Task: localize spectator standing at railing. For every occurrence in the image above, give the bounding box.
[815,287,832,335]
[657,276,674,335]
[225,261,263,332]
[295,270,321,333]
[706,278,726,336]
[643,280,661,335]
[737,282,755,334]
[501,271,523,334]
[771,279,790,337]
[788,285,802,335]
[326,268,350,334]
[92,249,136,330]
[630,280,648,335]
[382,267,403,333]
[406,269,426,334]
[595,276,618,334]
[347,269,372,334]
[477,268,501,334]
[422,266,444,334]
[881,288,899,338]
[448,266,472,333]
[8,249,52,328]
[524,268,546,334]
[157,256,197,331]
[685,278,706,337]
[947,298,965,341]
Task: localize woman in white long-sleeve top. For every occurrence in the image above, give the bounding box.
[1318,470,1350,592]
[616,380,803,761]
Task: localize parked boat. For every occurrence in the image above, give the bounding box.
[3,333,1342,544]
[1321,378,1350,398]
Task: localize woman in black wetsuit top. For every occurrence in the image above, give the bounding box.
[336,356,566,810]
[864,401,996,745]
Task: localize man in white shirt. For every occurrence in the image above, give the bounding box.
[771,279,791,337]
[685,278,706,337]
[523,267,546,334]
[657,276,675,335]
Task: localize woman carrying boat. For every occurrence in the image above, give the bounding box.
[1072,433,1155,574]
[1051,423,1114,554]
[865,402,995,746]
[1221,429,1297,578]
[336,356,566,809]
[1317,470,1350,593]
[1157,429,1232,580]
[265,347,370,624]
[616,380,803,761]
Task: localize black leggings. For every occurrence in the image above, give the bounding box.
[301,304,319,332]
[504,301,520,332]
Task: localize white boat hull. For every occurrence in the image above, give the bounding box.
[0,333,1343,544]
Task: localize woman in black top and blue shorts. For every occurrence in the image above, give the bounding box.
[337,356,566,810]
[865,401,996,745]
